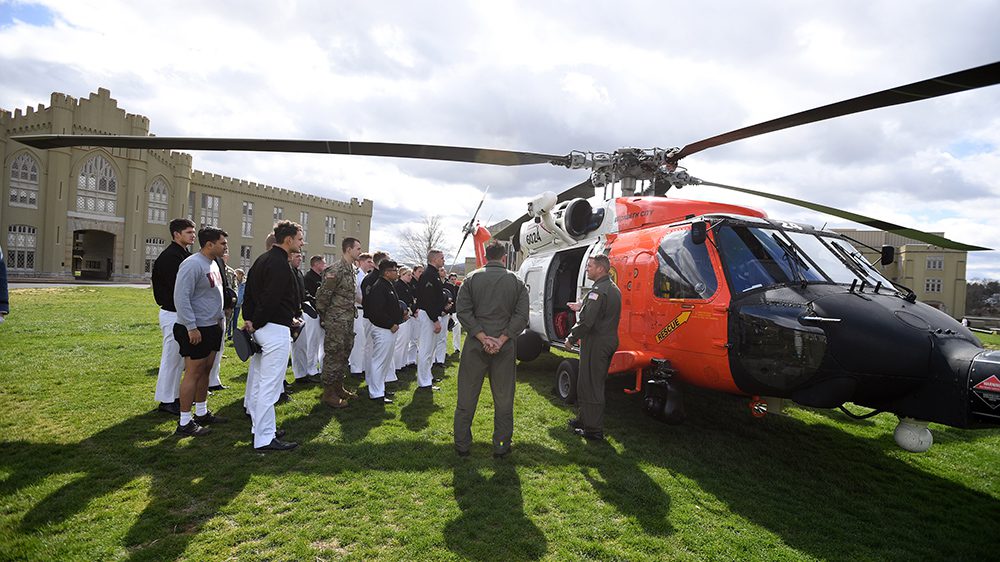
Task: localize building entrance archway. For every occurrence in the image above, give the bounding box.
[72,230,115,280]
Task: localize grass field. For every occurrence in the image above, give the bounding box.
[1,287,999,561]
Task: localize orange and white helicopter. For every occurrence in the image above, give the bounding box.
[14,61,1000,451]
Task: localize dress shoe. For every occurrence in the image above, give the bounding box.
[208,384,228,391]
[307,374,322,383]
[294,376,316,386]
[567,418,582,430]
[432,377,442,383]
[350,372,365,379]
[254,437,298,451]
[573,427,604,441]
[276,392,292,404]
[370,396,393,404]
[194,411,228,425]
[275,428,286,438]
[157,401,180,415]
[175,421,212,437]
[417,385,440,391]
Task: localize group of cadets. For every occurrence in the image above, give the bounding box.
[151,217,621,455]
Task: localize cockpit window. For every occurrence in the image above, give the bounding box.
[716,225,799,293]
[654,228,718,299]
[716,223,896,293]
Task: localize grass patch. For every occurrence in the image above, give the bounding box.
[1,287,999,560]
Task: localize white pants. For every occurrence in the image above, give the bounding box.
[367,326,396,399]
[434,317,447,364]
[154,309,183,403]
[450,313,462,353]
[406,311,420,365]
[392,318,412,371]
[416,312,438,387]
[362,317,374,375]
[290,320,312,380]
[209,316,223,387]
[304,313,324,375]
[348,311,366,373]
[247,323,291,448]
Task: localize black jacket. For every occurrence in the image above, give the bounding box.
[394,278,415,313]
[303,269,322,306]
[291,266,306,316]
[151,242,191,312]
[242,246,298,329]
[415,264,447,321]
[363,276,403,330]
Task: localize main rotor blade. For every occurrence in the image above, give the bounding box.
[700,180,991,251]
[492,178,595,241]
[673,61,1000,162]
[11,134,570,167]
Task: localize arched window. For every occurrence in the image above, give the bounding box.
[76,155,118,215]
[148,179,169,224]
[9,153,40,208]
[7,224,37,271]
[144,237,166,274]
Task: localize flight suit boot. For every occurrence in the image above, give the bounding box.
[321,385,349,409]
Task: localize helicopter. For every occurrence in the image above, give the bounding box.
[13,61,1000,452]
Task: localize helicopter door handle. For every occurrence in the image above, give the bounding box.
[802,316,842,323]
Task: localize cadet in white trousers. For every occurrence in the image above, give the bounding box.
[241,221,305,451]
[414,251,447,389]
[151,218,196,414]
[348,253,375,373]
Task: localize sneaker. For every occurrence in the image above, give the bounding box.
[175,421,212,437]
[194,411,229,425]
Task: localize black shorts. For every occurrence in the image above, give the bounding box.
[173,323,223,360]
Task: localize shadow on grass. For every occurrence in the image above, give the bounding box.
[445,461,547,561]
[517,362,1000,561]
[3,356,1000,561]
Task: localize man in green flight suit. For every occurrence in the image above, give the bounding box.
[315,236,363,409]
[453,242,529,458]
[565,254,622,441]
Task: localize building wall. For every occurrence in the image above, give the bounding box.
[1,88,372,280]
[833,228,967,319]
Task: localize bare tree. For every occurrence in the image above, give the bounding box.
[398,215,454,268]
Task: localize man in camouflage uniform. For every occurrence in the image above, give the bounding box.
[315,236,363,409]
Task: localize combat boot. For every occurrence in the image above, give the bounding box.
[334,380,358,400]
[321,386,348,409]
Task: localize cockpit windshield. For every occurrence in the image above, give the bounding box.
[716,223,895,293]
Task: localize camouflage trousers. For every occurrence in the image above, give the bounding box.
[321,309,356,386]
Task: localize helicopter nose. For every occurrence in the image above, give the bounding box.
[968,350,1000,426]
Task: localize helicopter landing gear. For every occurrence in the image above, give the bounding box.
[894,417,933,452]
[643,359,686,425]
[749,396,768,418]
[554,358,579,404]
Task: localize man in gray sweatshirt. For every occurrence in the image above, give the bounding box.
[172,226,229,437]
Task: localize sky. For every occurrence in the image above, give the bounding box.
[2,0,999,278]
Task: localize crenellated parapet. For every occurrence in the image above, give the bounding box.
[191,169,371,212]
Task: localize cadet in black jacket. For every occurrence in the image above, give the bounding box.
[241,221,304,451]
[300,255,327,383]
[414,250,447,389]
[362,260,404,402]
[152,218,196,414]
[290,251,316,385]
[392,266,416,370]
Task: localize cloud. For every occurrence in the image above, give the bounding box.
[2,0,999,276]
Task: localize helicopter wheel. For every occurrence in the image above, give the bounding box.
[554,359,579,404]
[643,380,686,425]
